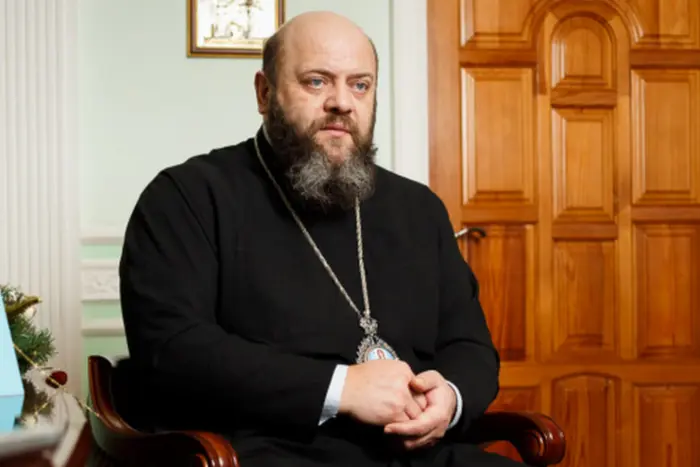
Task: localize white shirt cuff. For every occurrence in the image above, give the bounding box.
[445,380,463,430]
[318,364,348,425]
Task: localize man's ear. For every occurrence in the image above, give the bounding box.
[254,71,272,115]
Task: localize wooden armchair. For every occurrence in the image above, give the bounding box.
[87,355,565,466]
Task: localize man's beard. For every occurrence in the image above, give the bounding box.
[264,93,378,212]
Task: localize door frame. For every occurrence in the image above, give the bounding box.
[426,0,463,229]
[389,0,430,186]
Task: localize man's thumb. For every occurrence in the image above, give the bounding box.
[410,376,429,391]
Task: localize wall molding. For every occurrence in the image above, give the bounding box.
[1,0,82,394]
[81,256,123,337]
[82,318,125,337]
[81,227,124,246]
[81,260,120,302]
[390,0,430,185]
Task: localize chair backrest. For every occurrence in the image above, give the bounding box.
[87,356,142,448]
[87,355,170,463]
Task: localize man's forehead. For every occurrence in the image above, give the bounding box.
[283,29,376,76]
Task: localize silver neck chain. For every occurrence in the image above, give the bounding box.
[253,136,374,330]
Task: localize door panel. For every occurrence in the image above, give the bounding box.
[464,68,535,205]
[631,70,700,206]
[466,225,533,361]
[428,0,700,465]
[634,224,700,359]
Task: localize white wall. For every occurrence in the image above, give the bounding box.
[78,0,426,234]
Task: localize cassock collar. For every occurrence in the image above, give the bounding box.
[255,123,274,161]
[261,122,272,145]
[253,124,287,178]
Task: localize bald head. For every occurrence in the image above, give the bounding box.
[262,11,378,88]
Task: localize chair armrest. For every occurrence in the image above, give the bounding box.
[90,408,239,467]
[87,355,240,466]
[89,410,240,467]
[183,431,240,467]
[463,411,565,467]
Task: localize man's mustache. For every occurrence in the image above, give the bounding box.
[310,115,359,135]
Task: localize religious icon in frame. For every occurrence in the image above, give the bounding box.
[187,0,285,58]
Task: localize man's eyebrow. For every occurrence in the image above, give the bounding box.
[300,68,375,80]
[348,72,375,80]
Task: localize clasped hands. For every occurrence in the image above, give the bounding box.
[339,360,457,450]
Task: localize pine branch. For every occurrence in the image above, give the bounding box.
[9,313,56,374]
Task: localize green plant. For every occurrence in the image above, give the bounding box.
[1,284,56,375]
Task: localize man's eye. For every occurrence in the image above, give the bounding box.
[354,82,369,92]
[309,78,324,88]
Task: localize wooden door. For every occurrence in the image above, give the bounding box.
[428,0,700,465]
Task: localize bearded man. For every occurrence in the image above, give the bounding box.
[119,10,522,467]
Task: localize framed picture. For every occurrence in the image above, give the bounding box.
[187,0,285,58]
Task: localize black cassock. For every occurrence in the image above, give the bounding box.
[119,128,524,467]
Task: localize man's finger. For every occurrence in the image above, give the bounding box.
[409,376,428,392]
[404,429,439,450]
[403,395,423,419]
[413,392,428,410]
[385,410,438,436]
[409,371,440,393]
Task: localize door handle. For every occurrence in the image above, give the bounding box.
[454,227,487,239]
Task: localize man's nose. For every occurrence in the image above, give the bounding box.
[325,85,353,114]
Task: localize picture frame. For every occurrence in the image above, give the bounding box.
[187,0,286,58]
